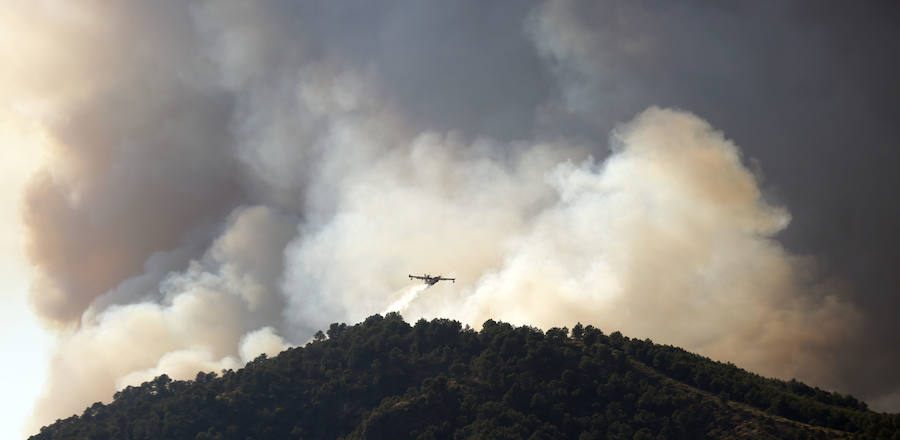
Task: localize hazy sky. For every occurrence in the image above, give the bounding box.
[2,1,899,437]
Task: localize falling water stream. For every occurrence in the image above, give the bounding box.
[383,284,430,314]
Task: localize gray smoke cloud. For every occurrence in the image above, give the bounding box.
[12,0,899,433]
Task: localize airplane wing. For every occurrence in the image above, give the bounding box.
[439,277,455,283]
[409,275,426,280]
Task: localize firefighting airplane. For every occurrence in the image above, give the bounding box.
[409,274,455,285]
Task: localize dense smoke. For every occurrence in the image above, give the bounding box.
[9,0,899,433]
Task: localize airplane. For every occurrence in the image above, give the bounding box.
[409,273,455,285]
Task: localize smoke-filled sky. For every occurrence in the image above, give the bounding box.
[2,1,899,437]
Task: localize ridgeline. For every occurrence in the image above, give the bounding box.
[32,314,899,439]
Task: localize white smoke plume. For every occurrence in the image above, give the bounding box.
[8,1,895,435]
[31,103,862,433]
[280,107,861,390]
[28,206,295,429]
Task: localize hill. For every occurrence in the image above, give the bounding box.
[31,313,900,439]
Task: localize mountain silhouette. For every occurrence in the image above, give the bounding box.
[31,313,899,439]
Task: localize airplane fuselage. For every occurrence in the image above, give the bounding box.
[409,273,455,285]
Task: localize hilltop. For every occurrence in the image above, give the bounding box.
[31,314,899,439]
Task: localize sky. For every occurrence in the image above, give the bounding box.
[2,1,899,437]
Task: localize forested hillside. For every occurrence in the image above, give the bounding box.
[31,314,899,439]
